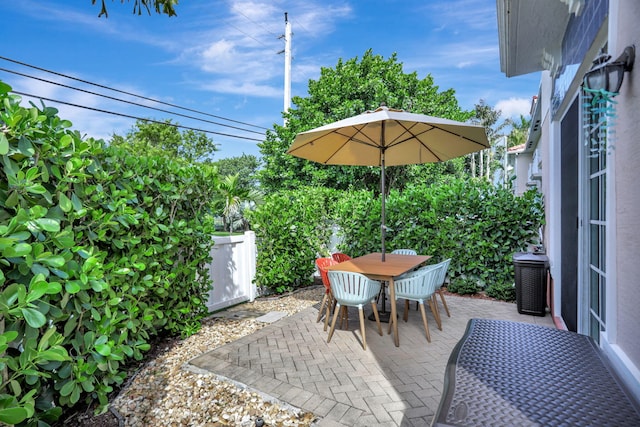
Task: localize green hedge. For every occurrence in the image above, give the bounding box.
[248,187,338,293]
[337,179,543,288]
[252,179,543,294]
[0,82,217,425]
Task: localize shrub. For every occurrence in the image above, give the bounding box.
[333,178,543,289]
[248,187,338,293]
[0,82,216,425]
[486,282,516,301]
[250,177,543,299]
[447,277,480,295]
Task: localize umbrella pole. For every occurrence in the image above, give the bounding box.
[381,150,386,262]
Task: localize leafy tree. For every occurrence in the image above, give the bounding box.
[258,49,473,194]
[93,0,178,17]
[110,119,219,163]
[406,158,466,187]
[212,154,261,192]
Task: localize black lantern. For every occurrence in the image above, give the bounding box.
[583,45,635,93]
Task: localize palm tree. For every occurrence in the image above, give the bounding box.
[472,100,509,179]
[216,174,263,233]
[507,115,531,148]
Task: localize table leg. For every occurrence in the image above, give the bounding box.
[388,278,399,347]
[369,282,392,323]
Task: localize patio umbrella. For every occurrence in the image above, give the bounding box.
[286,105,490,261]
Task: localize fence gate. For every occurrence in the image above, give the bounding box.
[205,231,257,312]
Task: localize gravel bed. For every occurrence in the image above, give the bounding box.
[65,286,325,427]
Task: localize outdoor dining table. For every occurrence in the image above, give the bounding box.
[326,252,431,347]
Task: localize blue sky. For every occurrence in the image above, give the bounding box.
[1,0,541,160]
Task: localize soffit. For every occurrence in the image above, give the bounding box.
[497,0,574,77]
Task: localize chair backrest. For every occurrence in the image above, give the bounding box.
[391,248,417,255]
[433,258,451,288]
[331,252,352,263]
[394,264,440,300]
[328,270,381,308]
[316,258,338,291]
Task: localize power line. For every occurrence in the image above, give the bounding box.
[11,90,264,142]
[225,22,270,48]
[0,67,265,136]
[0,55,269,131]
[290,17,309,35]
[235,10,280,38]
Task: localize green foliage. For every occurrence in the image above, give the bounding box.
[248,187,338,293]
[0,82,216,425]
[332,178,543,289]
[473,99,508,143]
[110,119,219,163]
[507,115,531,148]
[250,176,543,298]
[333,189,385,257]
[469,99,511,179]
[486,282,516,301]
[93,0,178,17]
[215,174,263,233]
[447,277,481,295]
[212,154,261,193]
[258,49,473,193]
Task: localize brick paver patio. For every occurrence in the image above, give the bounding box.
[189,295,554,426]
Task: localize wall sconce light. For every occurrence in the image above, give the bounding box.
[583,45,635,93]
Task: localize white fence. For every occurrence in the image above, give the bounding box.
[205,231,257,313]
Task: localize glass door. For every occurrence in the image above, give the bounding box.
[582,89,608,344]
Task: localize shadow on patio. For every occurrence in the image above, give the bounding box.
[188,294,553,426]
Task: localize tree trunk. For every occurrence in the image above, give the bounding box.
[486,149,491,180]
[471,153,476,177]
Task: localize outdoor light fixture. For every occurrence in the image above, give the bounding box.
[583,45,635,93]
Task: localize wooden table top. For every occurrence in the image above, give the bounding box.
[325,252,431,279]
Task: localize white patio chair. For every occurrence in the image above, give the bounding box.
[327,270,383,350]
[390,264,441,342]
[391,248,417,255]
[433,258,452,317]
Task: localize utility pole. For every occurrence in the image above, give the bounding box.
[278,12,292,125]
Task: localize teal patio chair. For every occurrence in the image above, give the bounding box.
[390,264,441,342]
[371,248,418,308]
[433,258,452,317]
[327,271,383,350]
[391,248,417,255]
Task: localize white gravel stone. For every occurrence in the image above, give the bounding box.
[111,286,323,426]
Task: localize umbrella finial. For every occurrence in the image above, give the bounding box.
[375,103,389,113]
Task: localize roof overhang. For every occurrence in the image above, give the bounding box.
[497,0,584,77]
[523,93,541,153]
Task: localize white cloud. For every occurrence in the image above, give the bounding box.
[175,1,352,97]
[291,63,322,83]
[495,97,532,119]
[17,1,352,101]
[427,0,496,32]
[202,79,281,97]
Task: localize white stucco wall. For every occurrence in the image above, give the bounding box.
[610,0,640,382]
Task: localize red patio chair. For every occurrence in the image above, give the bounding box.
[331,252,352,263]
[315,257,338,331]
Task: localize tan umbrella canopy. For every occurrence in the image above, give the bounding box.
[287,105,490,261]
